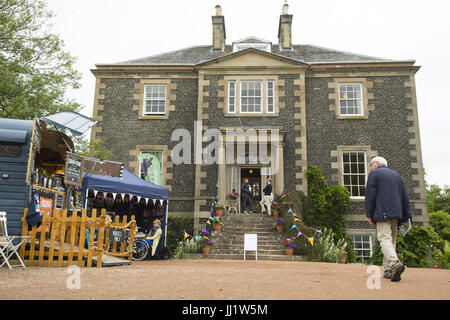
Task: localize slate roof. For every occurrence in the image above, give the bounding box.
[233,37,272,44]
[114,43,393,66]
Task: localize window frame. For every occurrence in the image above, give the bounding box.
[266,80,275,114]
[228,81,236,114]
[338,83,364,117]
[341,151,367,199]
[139,150,164,186]
[350,234,373,263]
[143,84,167,116]
[240,80,263,114]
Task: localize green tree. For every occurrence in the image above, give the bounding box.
[72,135,112,160]
[429,210,450,242]
[0,0,81,119]
[426,183,450,213]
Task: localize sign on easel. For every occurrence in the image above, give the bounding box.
[244,234,258,260]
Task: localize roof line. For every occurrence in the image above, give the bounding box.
[309,60,416,65]
[232,36,272,44]
[301,43,393,62]
[116,44,213,65]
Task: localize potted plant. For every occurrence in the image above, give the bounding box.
[228,192,239,200]
[283,238,296,256]
[274,218,285,233]
[339,250,348,264]
[271,202,281,217]
[199,236,214,254]
[214,202,225,217]
[211,216,224,232]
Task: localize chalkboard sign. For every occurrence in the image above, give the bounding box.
[64,153,84,187]
[110,229,125,243]
[55,193,64,210]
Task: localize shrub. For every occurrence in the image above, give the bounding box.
[166,217,194,255]
[307,228,348,263]
[173,238,200,259]
[304,165,350,239]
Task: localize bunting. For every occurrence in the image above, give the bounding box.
[183,232,190,240]
[290,224,297,232]
[296,231,303,239]
[308,237,314,246]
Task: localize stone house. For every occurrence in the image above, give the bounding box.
[90,4,428,260]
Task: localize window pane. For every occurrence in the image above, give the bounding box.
[344,175,351,185]
[343,164,350,173]
[343,153,350,162]
[351,164,357,173]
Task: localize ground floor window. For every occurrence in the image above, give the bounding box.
[139,151,163,186]
[350,234,373,262]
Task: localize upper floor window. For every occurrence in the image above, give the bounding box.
[226,79,276,115]
[342,151,367,198]
[241,81,262,113]
[339,83,363,116]
[143,84,166,115]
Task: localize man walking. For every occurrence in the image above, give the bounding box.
[365,156,411,282]
[241,178,253,214]
[260,178,273,215]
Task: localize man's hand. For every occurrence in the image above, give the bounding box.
[368,217,376,227]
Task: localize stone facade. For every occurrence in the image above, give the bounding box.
[90,6,428,246]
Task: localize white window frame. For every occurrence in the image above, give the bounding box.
[240,81,263,114]
[338,83,364,116]
[350,234,373,263]
[228,81,236,114]
[266,81,275,114]
[231,167,237,192]
[342,151,367,199]
[143,84,167,115]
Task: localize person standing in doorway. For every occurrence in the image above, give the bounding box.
[365,156,411,282]
[260,178,273,215]
[241,178,253,214]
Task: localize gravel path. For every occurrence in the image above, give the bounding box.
[0,260,449,300]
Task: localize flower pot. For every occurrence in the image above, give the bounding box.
[215,208,224,217]
[339,252,347,264]
[201,245,211,254]
[213,223,222,232]
[285,247,294,256]
[272,209,280,217]
[276,225,284,233]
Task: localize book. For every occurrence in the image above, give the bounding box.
[399,218,412,237]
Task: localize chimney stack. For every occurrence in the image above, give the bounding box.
[212,5,226,51]
[278,2,293,49]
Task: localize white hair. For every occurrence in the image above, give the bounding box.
[370,156,388,167]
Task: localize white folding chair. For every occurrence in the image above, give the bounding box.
[0,211,28,269]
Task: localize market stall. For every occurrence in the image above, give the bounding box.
[81,169,170,257]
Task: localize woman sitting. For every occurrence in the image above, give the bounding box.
[146,218,162,257]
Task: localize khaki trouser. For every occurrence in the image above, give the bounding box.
[260,195,272,215]
[376,218,400,271]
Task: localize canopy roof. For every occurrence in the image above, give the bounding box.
[82,169,169,200]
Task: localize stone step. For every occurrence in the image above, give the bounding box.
[210,249,285,255]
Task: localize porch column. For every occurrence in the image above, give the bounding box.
[218,139,226,203]
[275,139,284,196]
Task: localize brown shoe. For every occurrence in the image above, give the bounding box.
[391,262,405,282]
[383,270,392,279]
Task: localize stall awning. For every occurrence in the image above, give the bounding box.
[0,128,28,143]
[82,169,169,200]
[41,111,97,135]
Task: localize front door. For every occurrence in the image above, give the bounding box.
[240,168,261,212]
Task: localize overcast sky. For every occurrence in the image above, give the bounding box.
[45,0,450,187]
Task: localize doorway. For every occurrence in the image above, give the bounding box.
[240,168,261,212]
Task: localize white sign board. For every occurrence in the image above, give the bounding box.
[244,234,258,260]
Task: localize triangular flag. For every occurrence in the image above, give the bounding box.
[121,193,126,199]
[287,208,292,214]
[93,190,99,197]
[290,224,297,232]
[316,229,323,235]
[294,218,302,223]
[308,237,314,246]
[206,220,211,225]
[137,196,141,202]
[292,213,297,217]
[183,232,190,240]
[112,193,117,199]
[194,236,201,241]
[209,216,215,221]
[152,199,157,204]
[296,231,303,238]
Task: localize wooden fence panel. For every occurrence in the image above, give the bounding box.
[37,208,49,267]
[57,210,68,267]
[96,209,106,268]
[47,210,59,266]
[67,211,77,265]
[86,210,97,267]
[77,209,87,267]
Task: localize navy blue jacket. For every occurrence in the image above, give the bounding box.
[263,183,272,196]
[365,165,411,224]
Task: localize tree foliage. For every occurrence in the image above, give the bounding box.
[0,0,81,119]
[71,134,112,160]
[426,183,450,213]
